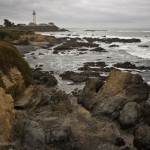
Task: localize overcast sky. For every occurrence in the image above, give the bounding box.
[0,0,150,28]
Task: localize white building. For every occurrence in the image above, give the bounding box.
[33,10,36,25]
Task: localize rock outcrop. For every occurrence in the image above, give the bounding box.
[14,85,42,111]
[78,78,104,110]
[0,88,16,150]
[119,102,141,128]
[79,70,149,125]
[134,125,150,150]
[1,67,26,98]
[78,69,150,149]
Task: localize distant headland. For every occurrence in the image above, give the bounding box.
[0,10,68,32]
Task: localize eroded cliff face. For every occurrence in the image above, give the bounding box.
[0,88,16,150]
[0,42,42,149]
[1,67,26,98]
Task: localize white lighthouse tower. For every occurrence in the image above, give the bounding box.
[33,10,36,24]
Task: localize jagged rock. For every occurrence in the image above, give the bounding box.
[45,126,71,145]
[90,47,107,52]
[92,96,126,121]
[12,37,29,45]
[1,67,26,98]
[54,40,99,51]
[78,78,103,110]
[115,137,125,147]
[0,88,16,150]
[109,44,119,47]
[16,112,45,150]
[50,91,72,113]
[119,102,141,128]
[83,37,141,44]
[78,70,149,127]
[53,50,59,54]
[139,103,150,125]
[134,125,150,150]
[14,85,42,111]
[91,70,149,118]
[114,62,150,70]
[33,70,58,87]
[59,104,121,150]
[60,71,102,83]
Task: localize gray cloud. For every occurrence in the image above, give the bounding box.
[0,0,150,28]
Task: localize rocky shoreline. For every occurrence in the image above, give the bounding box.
[0,31,150,150]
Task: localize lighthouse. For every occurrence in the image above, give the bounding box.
[33,10,36,24]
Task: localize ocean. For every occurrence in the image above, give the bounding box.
[24,28,150,87]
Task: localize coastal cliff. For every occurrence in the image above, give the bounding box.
[0,33,150,150]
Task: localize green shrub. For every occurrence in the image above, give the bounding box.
[0,31,19,40]
[0,42,33,87]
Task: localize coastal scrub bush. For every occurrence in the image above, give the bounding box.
[0,30,19,40]
[0,42,33,87]
[0,27,34,41]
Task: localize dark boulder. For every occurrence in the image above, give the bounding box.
[50,91,72,113]
[33,70,58,87]
[54,40,99,51]
[115,137,125,147]
[79,70,149,125]
[134,125,150,150]
[90,47,107,52]
[119,102,141,128]
[114,62,150,70]
[78,78,103,110]
[45,126,71,145]
[109,44,119,47]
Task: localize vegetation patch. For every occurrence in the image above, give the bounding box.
[0,27,34,41]
[0,42,33,87]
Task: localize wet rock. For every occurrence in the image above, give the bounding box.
[60,71,87,83]
[60,70,104,83]
[109,44,119,47]
[33,56,37,59]
[53,50,59,54]
[115,137,125,147]
[16,115,45,150]
[54,40,99,51]
[90,47,107,52]
[134,125,150,150]
[78,61,114,74]
[33,70,58,87]
[84,37,141,44]
[79,52,87,55]
[47,43,55,47]
[113,62,150,70]
[39,52,44,55]
[119,102,141,128]
[138,45,149,48]
[30,53,35,55]
[98,38,141,43]
[78,48,89,51]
